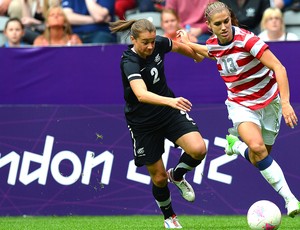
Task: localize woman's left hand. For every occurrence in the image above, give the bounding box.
[282,102,298,128]
[177,29,190,44]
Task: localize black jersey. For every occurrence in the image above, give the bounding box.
[121,35,175,127]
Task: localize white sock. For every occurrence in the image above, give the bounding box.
[233,141,248,158]
[260,160,296,204]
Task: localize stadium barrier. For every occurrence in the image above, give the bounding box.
[0,42,299,216]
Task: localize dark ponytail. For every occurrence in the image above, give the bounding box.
[110,19,156,39]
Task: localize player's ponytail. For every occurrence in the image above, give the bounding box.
[110,19,156,39]
[109,20,136,33]
[228,8,239,27]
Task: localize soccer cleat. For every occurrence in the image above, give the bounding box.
[164,215,182,229]
[286,198,300,218]
[225,134,240,156]
[167,168,195,202]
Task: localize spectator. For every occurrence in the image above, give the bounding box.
[1,0,59,18]
[0,0,14,46]
[161,8,197,43]
[33,6,82,46]
[219,0,270,35]
[0,0,60,45]
[115,0,136,20]
[20,0,46,44]
[165,0,216,44]
[3,17,25,47]
[258,7,299,41]
[61,0,116,44]
[11,0,61,44]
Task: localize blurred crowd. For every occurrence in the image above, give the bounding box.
[1,0,300,47]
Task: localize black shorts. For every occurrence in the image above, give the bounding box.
[127,110,200,167]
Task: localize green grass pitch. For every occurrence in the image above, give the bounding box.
[1,215,299,230]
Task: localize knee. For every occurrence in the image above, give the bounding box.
[152,171,168,187]
[190,140,207,160]
[248,141,267,159]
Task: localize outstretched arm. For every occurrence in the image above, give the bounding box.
[260,49,298,128]
[177,29,213,59]
[171,40,204,63]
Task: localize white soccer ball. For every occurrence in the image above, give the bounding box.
[247,200,282,230]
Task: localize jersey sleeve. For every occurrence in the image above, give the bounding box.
[206,36,218,58]
[156,35,172,54]
[244,33,269,59]
[122,58,142,82]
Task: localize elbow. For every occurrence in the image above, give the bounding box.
[136,95,146,103]
[92,10,109,22]
[275,63,286,74]
[92,14,104,22]
[136,92,150,103]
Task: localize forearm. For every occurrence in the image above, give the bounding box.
[173,41,204,62]
[138,91,192,112]
[131,79,192,112]
[178,46,204,62]
[85,0,109,22]
[274,65,290,104]
[187,41,211,59]
[64,11,94,25]
[137,91,173,107]
[131,80,171,106]
[273,63,298,129]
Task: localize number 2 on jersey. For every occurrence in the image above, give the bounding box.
[151,67,160,84]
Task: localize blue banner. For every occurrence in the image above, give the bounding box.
[0,104,299,216]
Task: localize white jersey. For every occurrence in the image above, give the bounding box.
[206,26,279,110]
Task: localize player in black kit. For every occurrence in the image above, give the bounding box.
[110,19,206,228]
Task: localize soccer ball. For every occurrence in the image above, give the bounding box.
[247,200,282,230]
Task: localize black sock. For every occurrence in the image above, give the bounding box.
[173,152,202,181]
[152,184,175,219]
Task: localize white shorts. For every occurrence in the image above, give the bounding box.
[225,96,282,145]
